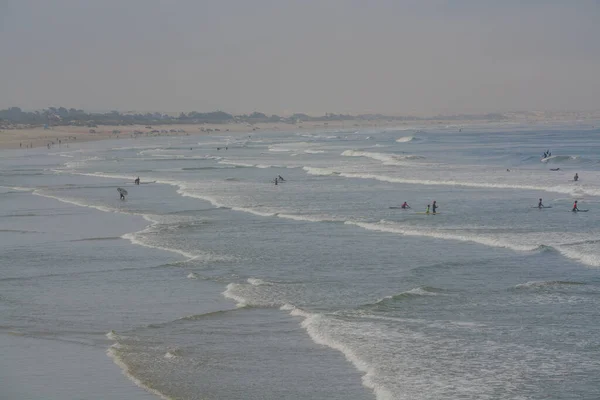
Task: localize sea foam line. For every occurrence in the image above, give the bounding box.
[107,344,173,400]
[303,167,600,197]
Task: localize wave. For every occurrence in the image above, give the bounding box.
[554,245,600,268]
[304,149,325,154]
[303,168,600,197]
[341,150,425,165]
[540,155,587,164]
[268,142,314,152]
[107,343,173,400]
[374,287,448,304]
[515,280,585,289]
[33,190,116,214]
[288,307,394,400]
[395,136,416,143]
[219,278,394,399]
[344,220,541,252]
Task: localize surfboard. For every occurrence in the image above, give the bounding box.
[389,206,409,209]
[574,210,589,212]
[415,212,440,215]
[531,206,552,209]
[117,188,128,196]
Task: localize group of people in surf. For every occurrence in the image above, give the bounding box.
[399,200,439,214]
[537,198,586,212]
[273,175,286,185]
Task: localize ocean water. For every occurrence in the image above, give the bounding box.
[2,122,600,399]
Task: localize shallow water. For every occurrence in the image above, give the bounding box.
[2,123,600,399]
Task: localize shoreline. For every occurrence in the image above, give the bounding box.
[0,118,510,150]
[2,116,598,151]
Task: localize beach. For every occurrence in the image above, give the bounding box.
[0,120,400,150]
[2,121,600,399]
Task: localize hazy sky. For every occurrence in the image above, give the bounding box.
[1,0,599,115]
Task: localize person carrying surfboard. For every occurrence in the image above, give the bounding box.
[432,201,438,214]
[401,202,410,209]
[573,200,579,212]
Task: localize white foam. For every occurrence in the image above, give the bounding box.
[222,283,249,307]
[107,345,173,400]
[247,278,272,286]
[33,190,115,214]
[341,150,425,165]
[290,310,395,400]
[105,330,120,340]
[305,168,600,197]
[395,136,415,143]
[345,220,540,252]
[187,273,198,279]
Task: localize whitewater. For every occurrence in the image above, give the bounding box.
[2,122,600,400]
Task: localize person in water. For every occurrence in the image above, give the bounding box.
[120,192,125,200]
[572,200,579,212]
[134,177,140,185]
[574,173,579,181]
[274,178,278,185]
[278,175,285,182]
[432,201,438,214]
[425,204,430,214]
[401,201,410,209]
[538,198,544,208]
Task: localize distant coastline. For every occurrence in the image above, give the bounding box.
[0,106,514,130]
[1,106,599,150]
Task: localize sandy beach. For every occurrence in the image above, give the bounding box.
[0,119,464,150]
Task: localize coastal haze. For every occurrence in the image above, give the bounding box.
[3,2,600,400]
[2,1,600,115]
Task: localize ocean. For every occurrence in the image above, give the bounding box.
[1,122,600,399]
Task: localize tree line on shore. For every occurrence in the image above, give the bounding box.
[0,106,507,127]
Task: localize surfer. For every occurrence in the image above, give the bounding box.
[401,201,410,209]
[120,192,125,200]
[550,168,560,171]
[538,198,544,208]
[572,200,579,212]
[432,201,438,214]
[425,204,430,214]
[574,173,579,181]
[278,175,285,182]
[134,177,140,185]
[274,178,278,185]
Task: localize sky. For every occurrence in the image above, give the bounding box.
[1,0,599,116]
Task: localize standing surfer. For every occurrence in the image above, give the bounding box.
[572,200,579,212]
[574,173,579,182]
[538,198,544,208]
[432,201,438,214]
